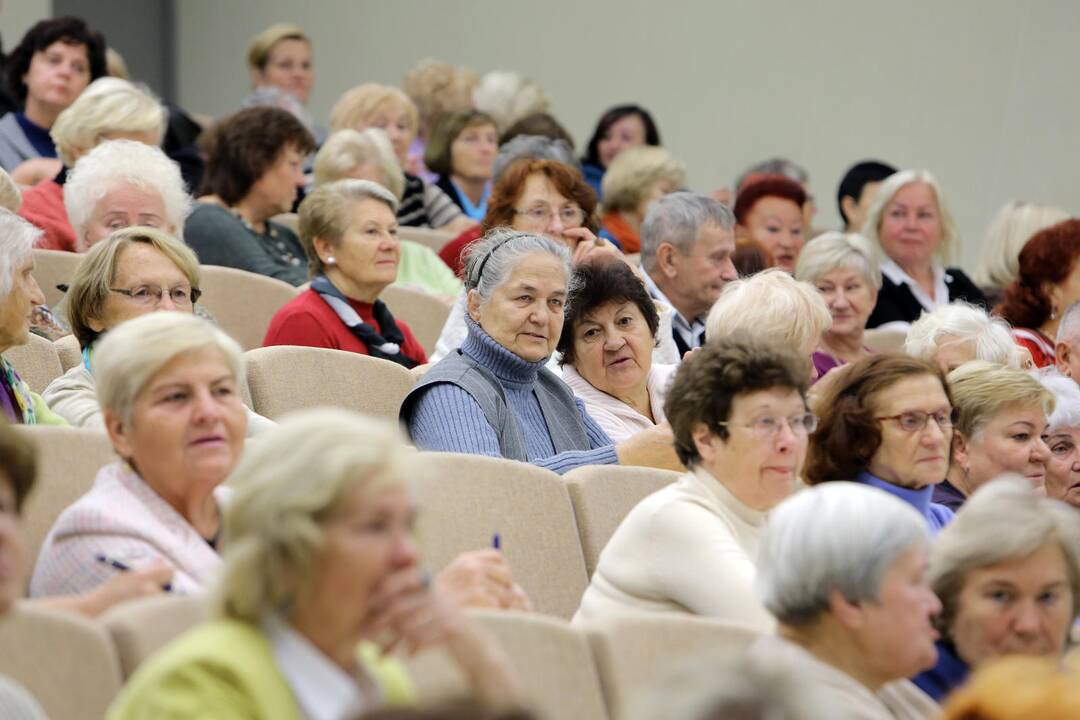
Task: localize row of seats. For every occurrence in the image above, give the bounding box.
[0,594,759,720]
[28,248,453,354]
[14,425,681,619]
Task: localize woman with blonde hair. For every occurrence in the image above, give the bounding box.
[17,77,166,252]
[241,23,325,145]
[600,146,686,254]
[974,201,1069,306]
[402,58,478,180]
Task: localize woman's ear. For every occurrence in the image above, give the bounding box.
[691,422,718,464]
[466,289,482,323]
[951,431,971,473]
[104,409,133,461]
[312,236,335,266]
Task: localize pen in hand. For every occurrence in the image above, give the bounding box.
[492,533,501,551]
[95,553,174,593]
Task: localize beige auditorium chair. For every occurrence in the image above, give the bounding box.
[588,614,761,720]
[0,602,124,720]
[398,226,456,253]
[15,426,116,568]
[54,332,82,371]
[244,345,415,421]
[411,452,589,620]
[381,284,452,356]
[197,265,299,350]
[270,212,299,235]
[3,332,63,393]
[408,609,609,720]
[102,594,207,679]
[32,248,82,308]
[563,465,680,576]
[864,326,908,353]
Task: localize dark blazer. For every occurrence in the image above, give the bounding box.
[866,266,987,328]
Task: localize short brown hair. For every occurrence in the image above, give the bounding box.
[198,107,316,205]
[664,335,810,467]
[805,354,949,485]
[424,110,497,178]
[0,421,36,513]
[482,158,599,234]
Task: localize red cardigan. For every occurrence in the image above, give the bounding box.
[18,179,79,252]
[263,288,428,364]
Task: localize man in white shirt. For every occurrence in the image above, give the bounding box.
[640,193,738,357]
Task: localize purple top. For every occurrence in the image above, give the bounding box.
[811,348,873,383]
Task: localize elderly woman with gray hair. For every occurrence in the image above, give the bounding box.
[795,231,881,378]
[904,302,1025,374]
[912,477,1080,703]
[751,482,942,718]
[402,229,680,474]
[108,409,520,718]
[1041,373,1080,509]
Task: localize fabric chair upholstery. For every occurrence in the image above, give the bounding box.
[380,284,452,356]
[3,333,63,393]
[197,265,300,351]
[32,248,82,309]
[102,594,207,679]
[397,226,455,253]
[54,333,82,372]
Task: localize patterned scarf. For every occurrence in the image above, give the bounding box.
[311,275,418,369]
[0,356,36,424]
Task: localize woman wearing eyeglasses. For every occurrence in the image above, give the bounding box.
[573,336,814,630]
[806,354,957,532]
[42,227,274,434]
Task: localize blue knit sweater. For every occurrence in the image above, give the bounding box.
[856,471,955,534]
[408,319,618,474]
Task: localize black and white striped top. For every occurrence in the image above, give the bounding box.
[396,173,465,228]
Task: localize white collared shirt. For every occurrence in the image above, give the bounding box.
[878,259,953,332]
[264,615,378,720]
[642,270,705,352]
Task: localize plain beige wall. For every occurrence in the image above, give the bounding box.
[176,0,1079,272]
[2,0,52,46]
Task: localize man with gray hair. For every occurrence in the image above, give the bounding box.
[1055,300,1080,385]
[639,192,737,356]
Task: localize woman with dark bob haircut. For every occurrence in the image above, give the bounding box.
[425,109,498,220]
[806,353,957,532]
[185,106,316,285]
[557,261,672,443]
[574,335,813,629]
[0,16,107,177]
[996,219,1080,368]
[580,104,661,200]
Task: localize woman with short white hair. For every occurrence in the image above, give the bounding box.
[600,146,686,254]
[17,78,166,252]
[795,231,881,379]
[752,481,941,718]
[914,477,1080,703]
[904,302,1023,373]
[974,201,1069,306]
[63,139,192,251]
[470,71,548,135]
[862,169,988,330]
[705,268,832,376]
[1039,373,1080,509]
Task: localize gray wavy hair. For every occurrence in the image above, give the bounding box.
[463,227,573,303]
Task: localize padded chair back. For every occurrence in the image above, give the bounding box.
[588,614,761,720]
[381,284,452,356]
[270,212,299,235]
[407,610,608,720]
[54,332,82,371]
[411,452,589,619]
[397,225,455,253]
[563,465,679,576]
[15,426,116,569]
[864,327,908,353]
[197,265,299,350]
[244,345,415,421]
[102,594,207,679]
[0,602,123,720]
[32,248,82,308]
[3,333,63,393]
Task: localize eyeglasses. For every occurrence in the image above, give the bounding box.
[717,412,818,439]
[875,409,957,433]
[110,284,201,307]
[513,206,586,227]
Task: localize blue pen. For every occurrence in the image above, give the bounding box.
[492,533,501,550]
[95,553,173,592]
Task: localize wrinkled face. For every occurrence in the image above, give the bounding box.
[867,375,953,489]
[742,197,804,272]
[108,346,247,497]
[301,482,418,637]
[572,300,654,397]
[510,173,586,245]
[695,387,808,511]
[597,114,647,169]
[857,544,942,681]
[668,221,737,320]
[258,38,314,104]
[249,145,305,215]
[450,122,498,181]
[88,243,195,334]
[468,253,567,363]
[0,474,22,616]
[365,101,413,165]
[0,254,45,353]
[951,541,1074,668]
[325,198,400,295]
[878,182,942,269]
[1045,427,1080,508]
[960,404,1050,493]
[22,40,91,113]
[813,266,877,340]
[933,335,978,374]
[83,182,171,249]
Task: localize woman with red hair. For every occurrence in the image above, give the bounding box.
[733,174,807,273]
[996,219,1080,367]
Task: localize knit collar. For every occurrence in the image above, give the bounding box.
[461,315,547,389]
